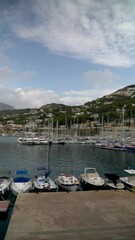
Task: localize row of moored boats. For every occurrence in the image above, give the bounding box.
[1,168,135,197]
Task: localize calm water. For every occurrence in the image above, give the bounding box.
[0,136,135,239]
[0,136,135,179]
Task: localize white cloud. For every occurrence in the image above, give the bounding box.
[61,88,116,106]
[0,66,36,84]
[0,86,116,109]
[83,69,121,88]
[0,66,15,81]
[0,87,60,108]
[4,0,135,67]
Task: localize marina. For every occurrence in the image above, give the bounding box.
[1,136,135,239]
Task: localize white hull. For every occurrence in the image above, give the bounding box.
[105,181,124,190]
[56,173,79,192]
[0,178,11,195]
[104,173,124,190]
[11,170,32,196]
[56,182,79,192]
[120,177,135,191]
[0,170,12,195]
[11,180,32,196]
[120,169,135,192]
[80,167,105,190]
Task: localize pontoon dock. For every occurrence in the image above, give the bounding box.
[0,200,10,213]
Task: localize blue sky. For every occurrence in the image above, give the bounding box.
[0,0,135,109]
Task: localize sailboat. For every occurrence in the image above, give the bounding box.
[33,143,57,192]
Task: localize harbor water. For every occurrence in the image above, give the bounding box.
[0,136,135,239]
[0,136,135,179]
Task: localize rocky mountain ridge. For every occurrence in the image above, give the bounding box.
[0,102,15,111]
[0,85,135,127]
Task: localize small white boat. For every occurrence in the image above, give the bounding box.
[55,172,79,192]
[120,169,135,192]
[0,170,11,195]
[33,173,57,192]
[11,170,32,196]
[33,143,57,192]
[79,167,105,191]
[104,173,124,190]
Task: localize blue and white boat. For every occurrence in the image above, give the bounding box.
[11,170,32,195]
[33,168,57,192]
[33,143,57,192]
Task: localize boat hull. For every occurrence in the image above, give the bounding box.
[120,178,135,192]
[11,181,32,196]
[0,178,11,195]
[56,182,79,192]
[55,174,79,192]
[80,168,105,191]
[80,178,104,191]
[104,182,124,190]
[33,177,57,192]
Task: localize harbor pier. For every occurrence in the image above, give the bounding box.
[5,190,135,240]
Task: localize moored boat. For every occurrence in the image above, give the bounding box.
[55,172,79,192]
[0,170,11,195]
[33,169,57,192]
[120,169,135,192]
[11,170,32,195]
[79,167,105,191]
[104,173,124,190]
[33,143,57,192]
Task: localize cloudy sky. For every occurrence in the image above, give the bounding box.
[0,0,135,109]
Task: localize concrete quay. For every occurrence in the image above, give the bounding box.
[5,190,135,240]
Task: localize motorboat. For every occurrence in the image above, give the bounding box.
[33,144,57,192]
[11,170,32,195]
[120,169,135,192]
[104,173,124,190]
[79,167,105,191]
[55,172,79,192]
[0,170,11,195]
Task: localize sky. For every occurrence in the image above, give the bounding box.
[0,0,135,109]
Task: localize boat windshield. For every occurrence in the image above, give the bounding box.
[85,168,97,174]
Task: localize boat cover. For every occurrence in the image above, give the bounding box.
[104,173,120,180]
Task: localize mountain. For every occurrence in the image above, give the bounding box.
[40,103,67,111]
[39,85,135,123]
[84,85,135,122]
[0,85,135,125]
[0,103,15,111]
